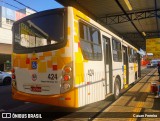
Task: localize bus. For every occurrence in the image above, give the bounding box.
[12,7,139,108]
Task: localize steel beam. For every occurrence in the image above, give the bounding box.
[122,32,160,39]
[56,0,142,49]
[146,32,160,38]
[115,0,145,45]
[122,33,142,38]
[155,0,159,36]
[101,9,160,25]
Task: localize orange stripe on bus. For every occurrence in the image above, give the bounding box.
[43,52,52,56]
[47,60,52,68]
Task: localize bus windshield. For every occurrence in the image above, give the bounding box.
[13,9,65,53]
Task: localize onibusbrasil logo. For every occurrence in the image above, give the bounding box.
[1,113,42,119]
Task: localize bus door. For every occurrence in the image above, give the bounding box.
[122,46,129,88]
[102,35,112,94]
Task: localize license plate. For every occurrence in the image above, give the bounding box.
[31,87,41,92]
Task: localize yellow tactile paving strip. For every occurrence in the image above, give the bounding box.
[94,69,160,121]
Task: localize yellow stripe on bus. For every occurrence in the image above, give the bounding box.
[75,52,83,62]
[134,63,138,72]
[73,8,90,22]
[68,27,70,35]
[38,62,47,73]
[123,65,127,85]
[74,35,79,43]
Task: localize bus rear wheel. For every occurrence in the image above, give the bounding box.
[114,78,120,100]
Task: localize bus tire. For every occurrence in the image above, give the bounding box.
[114,78,120,100]
[3,77,11,85]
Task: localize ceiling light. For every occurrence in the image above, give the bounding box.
[142,32,146,36]
[124,0,132,11]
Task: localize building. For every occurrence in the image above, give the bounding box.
[17,8,36,16]
[0,6,35,71]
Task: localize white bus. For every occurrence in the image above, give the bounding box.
[12,7,139,108]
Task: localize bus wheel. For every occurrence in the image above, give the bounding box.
[114,78,120,100]
[3,77,11,85]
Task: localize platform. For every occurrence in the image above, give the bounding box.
[54,68,160,121]
[94,68,160,121]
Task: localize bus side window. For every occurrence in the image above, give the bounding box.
[79,21,102,61]
[134,50,138,63]
[128,47,132,63]
[112,39,122,62]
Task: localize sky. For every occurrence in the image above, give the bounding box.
[0,0,63,12]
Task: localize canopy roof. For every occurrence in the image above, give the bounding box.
[56,0,160,50]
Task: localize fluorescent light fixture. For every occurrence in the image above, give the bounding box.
[124,0,132,11]
[142,32,146,36]
[147,53,153,56]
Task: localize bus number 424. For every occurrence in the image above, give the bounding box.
[48,74,57,80]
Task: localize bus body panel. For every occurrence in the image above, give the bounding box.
[12,7,78,107]
[73,8,106,107]
[12,47,73,95]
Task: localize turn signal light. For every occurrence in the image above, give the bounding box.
[11,68,15,73]
[12,74,16,79]
[64,66,71,73]
[63,75,70,81]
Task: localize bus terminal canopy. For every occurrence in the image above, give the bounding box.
[56,0,160,50]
